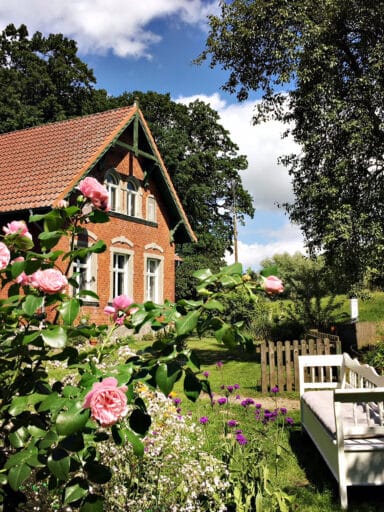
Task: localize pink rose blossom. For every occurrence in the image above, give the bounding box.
[261,275,284,295]
[3,220,32,239]
[0,242,10,270]
[31,268,68,294]
[104,294,134,323]
[83,377,128,427]
[78,177,109,211]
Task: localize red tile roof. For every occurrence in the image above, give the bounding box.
[0,106,136,212]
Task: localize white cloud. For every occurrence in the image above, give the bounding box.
[0,0,218,58]
[176,93,299,212]
[225,222,307,270]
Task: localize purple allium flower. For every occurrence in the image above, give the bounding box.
[234,384,240,389]
[216,361,223,368]
[280,407,287,415]
[286,417,294,425]
[271,386,279,394]
[235,429,243,434]
[203,371,210,378]
[235,433,248,445]
[235,395,241,400]
[217,397,228,405]
[173,398,182,405]
[176,407,182,414]
[226,385,234,393]
[227,419,238,428]
[220,384,225,390]
[241,398,255,407]
[199,416,209,425]
[255,403,262,409]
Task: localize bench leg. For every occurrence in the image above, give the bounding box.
[339,482,348,510]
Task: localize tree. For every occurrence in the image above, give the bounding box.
[108,91,255,282]
[0,24,107,132]
[198,0,384,289]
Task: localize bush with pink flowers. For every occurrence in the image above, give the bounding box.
[0,178,283,510]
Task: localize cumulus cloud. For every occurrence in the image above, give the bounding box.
[176,93,299,211]
[225,222,307,270]
[0,0,218,58]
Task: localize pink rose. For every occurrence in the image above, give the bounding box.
[262,275,284,295]
[31,268,68,294]
[3,220,32,240]
[78,177,109,211]
[104,295,134,323]
[83,377,128,427]
[0,242,10,270]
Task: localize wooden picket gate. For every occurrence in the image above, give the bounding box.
[259,337,342,393]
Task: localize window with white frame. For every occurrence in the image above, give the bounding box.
[112,252,131,298]
[147,195,157,222]
[105,170,119,212]
[72,253,97,298]
[71,232,98,299]
[127,180,138,217]
[145,257,163,303]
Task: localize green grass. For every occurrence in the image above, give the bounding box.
[335,291,384,322]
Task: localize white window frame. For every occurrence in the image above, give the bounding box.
[105,169,120,212]
[144,255,164,303]
[146,195,157,222]
[71,254,98,299]
[109,247,134,302]
[127,180,138,217]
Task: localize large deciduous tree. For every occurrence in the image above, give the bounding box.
[0,24,105,132]
[108,91,254,297]
[199,0,384,289]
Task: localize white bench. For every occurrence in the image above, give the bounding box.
[299,353,384,509]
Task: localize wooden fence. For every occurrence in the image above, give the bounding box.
[258,337,342,393]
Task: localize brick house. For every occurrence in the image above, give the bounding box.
[0,104,196,323]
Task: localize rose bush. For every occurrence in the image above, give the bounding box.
[0,176,283,510]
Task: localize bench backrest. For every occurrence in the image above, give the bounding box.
[298,354,344,397]
[341,352,384,389]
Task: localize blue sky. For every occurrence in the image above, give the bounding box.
[0,0,306,269]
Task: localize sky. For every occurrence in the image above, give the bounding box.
[0,0,307,269]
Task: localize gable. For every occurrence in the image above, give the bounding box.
[0,105,195,243]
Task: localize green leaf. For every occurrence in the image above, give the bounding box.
[203,299,224,311]
[39,431,59,450]
[80,494,104,512]
[221,262,243,275]
[9,427,29,449]
[27,425,46,438]
[123,428,144,456]
[59,298,80,325]
[183,371,202,402]
[22,295,44,316]
[88,210,110,223]
[38,392,63,413]
[22,331,41,345]
[64,479,88,504]
[42,326,67,348]
[193,268,213,280]
[47,448,70,480]
[9,394,47,416]
[155,363,181,396]
[129,409,151,436]
[85,461,111,484]
[56,403,90,436]
[175,309,200,336]
[8,464,31,491]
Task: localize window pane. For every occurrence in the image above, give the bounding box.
[147,196,156,222]
[113,253,129,298]
[146,258,159,302]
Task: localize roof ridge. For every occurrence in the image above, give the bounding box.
[0,105,135,138]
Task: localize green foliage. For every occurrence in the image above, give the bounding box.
[199,0,384,290]
[0,189,277,509]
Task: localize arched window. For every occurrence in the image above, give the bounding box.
[127,180,137,217]
[105,170,119,212]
